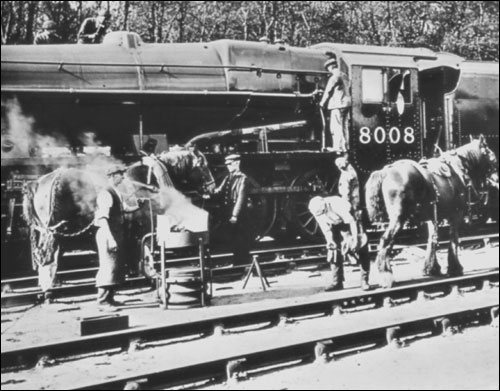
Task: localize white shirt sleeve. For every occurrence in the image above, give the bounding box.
[95,190,113,223]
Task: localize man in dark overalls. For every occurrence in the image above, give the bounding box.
[214,154,252,266]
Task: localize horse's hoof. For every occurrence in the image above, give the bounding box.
[447,267,464,277]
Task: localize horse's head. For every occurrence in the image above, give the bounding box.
[458,135,498,189]
[190,148,216,195]
[157,146,215,195]
[476,135,498,189]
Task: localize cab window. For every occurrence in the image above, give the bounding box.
[361,68,384,103]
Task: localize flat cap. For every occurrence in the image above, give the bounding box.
[324,58,338,70]
[224,154,241,164]
[106,163,127,176]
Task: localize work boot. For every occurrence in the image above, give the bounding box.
[361,279,373,291]
[324,283,343,292]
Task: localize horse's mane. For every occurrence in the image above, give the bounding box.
[365,169,388,222]
[453,139,496,184]
[157,146,194,177]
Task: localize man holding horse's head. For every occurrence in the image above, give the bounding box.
[309,195,371,291]
[94,163,142,310]
[210,154,252,266]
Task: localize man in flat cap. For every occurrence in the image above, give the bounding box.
[94,163,143,309]
[319,56,352,153]
[213,154,252,266]
[34,20,62,45]
[308,195,371,291]
[77,9,111,44]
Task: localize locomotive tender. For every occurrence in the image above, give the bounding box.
[1,32,498,274]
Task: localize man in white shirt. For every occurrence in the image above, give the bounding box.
[309,196,371,291]
[319,57,351,153]
[94,164,142,309]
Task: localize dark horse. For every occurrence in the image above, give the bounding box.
[23,147,215,294]
[365,136,498,288]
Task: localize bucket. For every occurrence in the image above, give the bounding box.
[162,268,211,309]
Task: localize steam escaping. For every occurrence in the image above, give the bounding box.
[158,187,208,232]
[1,99,111,159]
[1,98,70,158]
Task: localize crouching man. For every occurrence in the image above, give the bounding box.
[308,196,371,291]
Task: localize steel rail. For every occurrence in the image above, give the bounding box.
[72,300,500,390]
[1,232,498,308]
[2,270,498,372]
[2,229,497,289]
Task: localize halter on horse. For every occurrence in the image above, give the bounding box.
[365,135,498,288]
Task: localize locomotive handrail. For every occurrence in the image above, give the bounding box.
[1,59,328,77]
[186,120,308,146]
[0,87,319,98]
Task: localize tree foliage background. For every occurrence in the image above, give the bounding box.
[1,1,498,60]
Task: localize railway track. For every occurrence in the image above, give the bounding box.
[3,222,497,282]
[1,270,498,390]
[1,231,498,308]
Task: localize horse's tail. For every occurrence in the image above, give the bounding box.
[365,169,388,222]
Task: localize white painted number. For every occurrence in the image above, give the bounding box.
[359,127,371,144]
[389,127,401,144]
[373,127,386,143]
[358,126,415,144]
[404,127,415,144]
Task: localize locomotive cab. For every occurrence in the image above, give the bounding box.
[312,43,432,175]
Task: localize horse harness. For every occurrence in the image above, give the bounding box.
[415,152,477,221]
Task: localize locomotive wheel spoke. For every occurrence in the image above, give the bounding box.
[289,168,338,241]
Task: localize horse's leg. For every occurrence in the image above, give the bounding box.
[423,219,441,276]
[447,215,463,276]
[38,244,59,303]
[377,217,402,288]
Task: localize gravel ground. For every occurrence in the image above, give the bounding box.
[1,243,498,390]
[203,323,499,390]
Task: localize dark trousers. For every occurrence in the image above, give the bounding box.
[229,219,251,266]
[327,227,370,286]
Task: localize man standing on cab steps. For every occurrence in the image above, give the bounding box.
[320,57,352,153]
[308,196,371,291]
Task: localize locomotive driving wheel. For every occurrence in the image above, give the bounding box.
[246,176,277,241]
[288,168,338,241]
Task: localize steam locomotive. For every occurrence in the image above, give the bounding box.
[1,32,498,275]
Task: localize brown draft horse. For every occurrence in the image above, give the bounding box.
[23,147,215,295]
[365,136,498,288]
